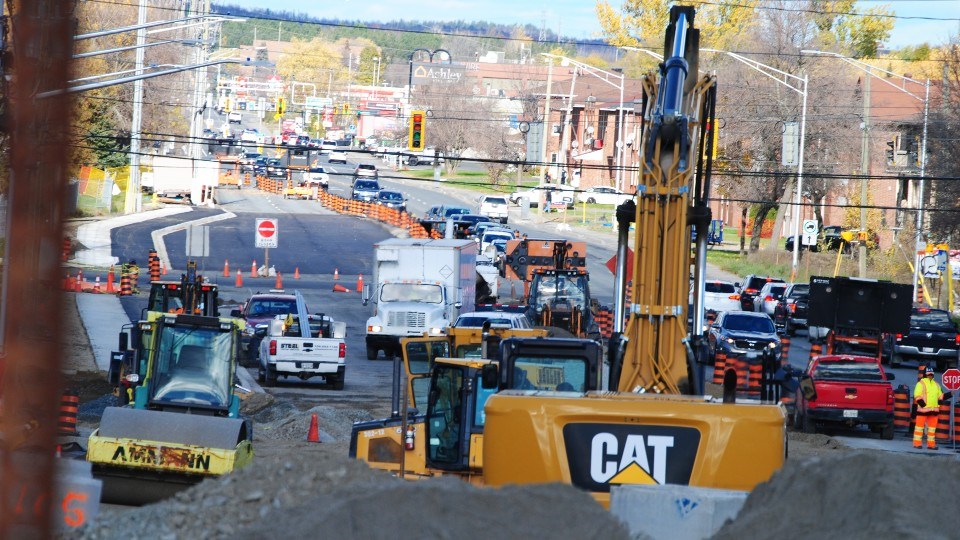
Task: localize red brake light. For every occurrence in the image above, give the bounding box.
[339,342,346,358]
[895,333,903,341]
[764,295,774,302]
[728,294,740,300]
[789,304,796,313]
[887,387,894,407]
[269,339,277,356]
[745,288,759,294]
[955,334,960,346]
[918,308,930,313]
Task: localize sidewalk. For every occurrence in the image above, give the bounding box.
[76,293,130,372]
[70,206,193,267]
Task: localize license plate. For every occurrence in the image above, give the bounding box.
[922,347,934,353]
[843,409,858,419]
[745,351,760,359]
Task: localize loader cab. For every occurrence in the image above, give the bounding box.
[145,280,220,318]
[528,270,593,335]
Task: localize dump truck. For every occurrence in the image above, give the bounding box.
[88,308,252,505]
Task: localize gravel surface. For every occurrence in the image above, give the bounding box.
[715,451,960,540]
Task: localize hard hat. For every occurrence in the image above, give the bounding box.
[919,365,928,372]
[925,367,935,375]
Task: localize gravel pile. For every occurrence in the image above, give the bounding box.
[74,442,629,540]
[77,394,118,424]
[715,451,960,540]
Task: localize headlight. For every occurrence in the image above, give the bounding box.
[368,325,382,333]
[768,342,778,349]
[725,338,735,344]
[429,327,443,335]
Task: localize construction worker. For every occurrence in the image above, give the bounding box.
[913,365,951,449]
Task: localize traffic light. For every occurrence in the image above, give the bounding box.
[408,110,425,151]
[277,96,286,115]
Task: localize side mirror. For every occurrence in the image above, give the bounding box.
[362,283,372,306]
[734,282,741,288]
[799,374,817,401]
[481,364,499,389]
[118,331,129,352]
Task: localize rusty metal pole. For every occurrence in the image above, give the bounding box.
[1,0,75,536]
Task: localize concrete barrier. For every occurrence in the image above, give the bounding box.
[610,484,748,540]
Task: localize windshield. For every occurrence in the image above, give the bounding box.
[151,325,233,407]
[724,315,775,334]
[455,316,516,328]
[355,181,379,191]
[246,298,298,318]
[789,284,810,297]
[483,232,513,244]
[767,286,787,299]
[513,356,589,392]
[746,277,783,291]
[484,197,506,205]
[444,207,470,217]
[534,274,587,310]
[813,360,884,382]
[911,310,955,330]
[381,283,443,303]
[379,192,403,201]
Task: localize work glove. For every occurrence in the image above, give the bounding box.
[917,399,926,408]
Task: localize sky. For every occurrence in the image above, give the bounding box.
[218,1,960,49]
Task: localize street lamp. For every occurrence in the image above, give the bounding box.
[540,53,626,191]
[702,48,809,280]
[802,50,930,295]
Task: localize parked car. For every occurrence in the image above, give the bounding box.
[755,282,788,317]
[576,186,631,206]
[707,311,780,364]
[328,150,348,164]
[454,311,532,329]
[307,166,330,190]
[478,195,509,224]
[354,163,378,178]
[738,275,785,312]
[773,283,810,335]
[793,354,896,439]
[351,178,381,202]
[375,190,407,212]
[885,307,960,370]
[227,111,242,124]
[509,183,575,208]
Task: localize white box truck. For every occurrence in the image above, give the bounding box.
[363,238,477,360]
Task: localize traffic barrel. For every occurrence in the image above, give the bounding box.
[953,403,960,445]
[747,362,762,397]
[712,352,727,385]
[58,390,79,436]
[809,342,822,362]
[119,273,132,296]
[936,404,952,443]
[61,236,70,262]
[893,385,911,434]
[780,335,791,366]
[148,249,160,282]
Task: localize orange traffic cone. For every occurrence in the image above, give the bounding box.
[235,269,243,288]
[294,267,300,279]
[275,272,283,289]
[94,276,101,293]
[307,413,320,443]
[223,260,230,277]
[356,273,364,293]
[251,260,257,278]
[106,266,116,293]
[333,268,339,280]
[75,269,83,292]
[332,283,350,293]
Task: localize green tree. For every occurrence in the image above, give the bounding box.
[594,0,758,50]
[276,37,343,86]
[356,43,382,86]
[811,1,894,58]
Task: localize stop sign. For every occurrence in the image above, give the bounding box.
[258,221,276,238]
[942,368,960,391]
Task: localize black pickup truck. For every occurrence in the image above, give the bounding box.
[773,283,809,336]
[886,308,960,370]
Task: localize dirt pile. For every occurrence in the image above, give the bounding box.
[75,443,629,540]
[715,451,960,540]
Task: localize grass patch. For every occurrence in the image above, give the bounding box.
[707,246,917,284]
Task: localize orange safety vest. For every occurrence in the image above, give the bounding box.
[914,378,944,415]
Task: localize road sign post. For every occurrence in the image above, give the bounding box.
[255,218,278,275]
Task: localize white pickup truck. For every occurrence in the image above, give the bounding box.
[257,314,347,389]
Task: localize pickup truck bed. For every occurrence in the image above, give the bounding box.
[258,315,346,389]
[794,354,895,439]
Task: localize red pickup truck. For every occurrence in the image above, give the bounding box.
[794,354,896,439]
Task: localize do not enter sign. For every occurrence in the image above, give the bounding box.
[255,218,278,248]
[943,368,960,391]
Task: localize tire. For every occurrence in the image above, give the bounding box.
[408,157,418,166]
[881,422,895,440]
[366,346,378,361]
[587,197,596,204]
[257,366,265,383]
[330,374,345,391]
[264,366,277,387]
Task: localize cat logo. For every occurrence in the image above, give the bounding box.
[563,423,700,492]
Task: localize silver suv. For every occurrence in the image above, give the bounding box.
[351,178,381,202]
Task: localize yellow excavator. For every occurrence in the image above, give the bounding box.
[475,6,787,507]
[350,325,603,482]
[88,266,252,505]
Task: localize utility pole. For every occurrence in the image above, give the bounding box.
[540,57,553,181]
[859,69,870,277]
[125,0,147,214]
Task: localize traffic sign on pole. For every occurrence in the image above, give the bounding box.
[255,218,278,248]
[942,368,960,391]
